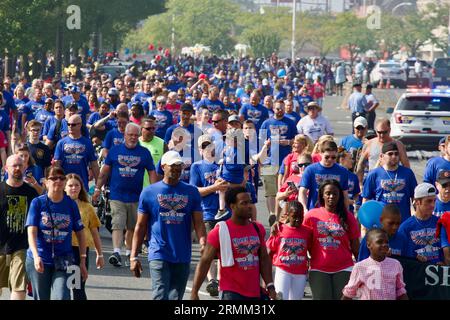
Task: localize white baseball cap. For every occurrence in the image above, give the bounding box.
[414,183,436,199]
[354,116,368,128]
[161,151,183,166]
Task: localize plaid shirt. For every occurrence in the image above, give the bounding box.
[342,256,407,300]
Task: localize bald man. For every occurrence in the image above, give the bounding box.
[0,155,39,300]
[54,114,99,190]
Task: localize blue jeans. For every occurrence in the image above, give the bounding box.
[149,260,190,300]
[25,256,70,300]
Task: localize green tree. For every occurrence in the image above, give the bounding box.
[242,28,282,57]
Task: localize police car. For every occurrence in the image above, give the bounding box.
[388,88,450,150]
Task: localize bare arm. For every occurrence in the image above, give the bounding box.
[191,244,217,299]
[89,160,100,184]
[0,147,6,168]
[27,226,44,273]
[148,170,158,184]
[192,211,206,248]
[350,238,360,260]
[356,145,368,184]
[444,247,450,266]
[397,141,410,168]
[298,187,308,212]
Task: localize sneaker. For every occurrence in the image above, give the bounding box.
[215,209,229,221]
[124,254,131,267]
[206,279,219,297]
[109,252,122,267]
[268,214,277,227]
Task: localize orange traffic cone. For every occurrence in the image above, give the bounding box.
[378,79,384,89]
[386,78,391,89]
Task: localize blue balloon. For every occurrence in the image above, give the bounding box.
[358,200,384,229]
[88,185,95,196]
[277,69,286,78]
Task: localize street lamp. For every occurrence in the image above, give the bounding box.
[292,0,296,61]
[391,2,413,16]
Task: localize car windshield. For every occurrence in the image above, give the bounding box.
[398,96,450,112]
[434,59,450,68]
[380,64,400,68]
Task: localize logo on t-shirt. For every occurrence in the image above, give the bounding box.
[317,221,345,250]
[315,174,341,187]
[6,196,28,234]
[157,193,189,224]
[381,179,406,204]
[41,211,71,243]
[63,142,86,164]
[410,228,440,261]
[204,171,217,185]
[233,236,260,269]
[154,114,168,129]
[279,238,307,266]
[247,109,262,123]
[118,155,141,178]
[113,137,124,146]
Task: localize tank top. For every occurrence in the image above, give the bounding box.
[140,136,165,187]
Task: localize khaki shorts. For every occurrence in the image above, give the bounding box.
[260,165,279,197]
[0,250,27,292]
[110,200,138,231]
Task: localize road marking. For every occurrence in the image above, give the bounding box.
[337,121,352,124]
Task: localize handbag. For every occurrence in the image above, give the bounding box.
[45,196,73,272]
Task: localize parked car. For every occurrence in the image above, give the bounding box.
[387,88,450,150]
[370,61,407,88]
[431,57,450,88]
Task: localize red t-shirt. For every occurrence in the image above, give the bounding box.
[303,207,360,273]
[208,220,266,298]
[279,174,301,202]
[283,152,301,180]
[266,223,312,274]
[312,153,321,163]
[313,83,325,99]
[0,131,7,148]
[165,103,181,124]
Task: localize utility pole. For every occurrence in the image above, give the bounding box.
[171,14,175,55]
[292,0,296,61]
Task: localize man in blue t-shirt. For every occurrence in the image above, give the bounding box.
[62,86,91,125]
[300,140,350,210]
[399,183,443,264]
[239,91,269,131]
[149,95,173,139]
[93,123,157,268]
[53,114,99,191]
[423,137,450,187]
[362,142,417,223]
[129,150,206,300]
[196,87,225,115]
[340,116,367,154]
[101,111,128,158]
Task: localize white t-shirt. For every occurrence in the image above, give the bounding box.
[414,61,423,73]
[365,93,379,112]
[296,115,334,143]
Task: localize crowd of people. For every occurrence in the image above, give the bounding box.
[0,53,449,301]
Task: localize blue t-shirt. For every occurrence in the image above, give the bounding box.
[284,111,301,124]
[150,110,173,139]
[434,197,450,218]
[348,170,360,213]
[361,166,417,223]
[102,128,124,150]
[189,160,220,221]
[357,231,407,262]
[239,103,269,131]
[441,226,449,248]
[34,109,54,128]
[340,135,364,154]
[54,136,97,190]
[63,96,91,125]
[423,156,450,187]
[196,98,225,114]
[138,181,202,263]
[300,163,349,210]
[0,110,9,132]
[260,116,297,166]
[220,145,245,184]
[24,100,44,120]
[133,92,152,105]
[25,195,84,265]
[105,144,155,203]
[87,112,116,130]
[47,119,89,143]
[398,214,442,264]
[297,95,313,114]
[15,97,30,131]
[0,90,16,115]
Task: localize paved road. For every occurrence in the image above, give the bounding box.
[1,88,433,300]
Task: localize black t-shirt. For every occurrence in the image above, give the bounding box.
[0,182,39,254]
[27,142,52,172]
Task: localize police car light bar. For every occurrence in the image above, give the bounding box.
[406,88,450,94]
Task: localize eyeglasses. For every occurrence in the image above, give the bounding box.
[143,127,156,131]
[157,101,166,104]
[30,129,40,133]
[212,119,223,124]
[67,122,81,127]
[324,155,337,160]
[385,151,399,156]
[377,130,389,135]
[47,176,66,182]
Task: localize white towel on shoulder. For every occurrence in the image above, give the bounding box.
[218,221,234,267]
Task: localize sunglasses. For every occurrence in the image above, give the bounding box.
[47,176,66,182]
[143,126,156,131]
[377,130,389,135]
[324,155,337,160]
[355,126,365,130]
[212,120,223,124]
[67,123,81,127]
[297,163,311,168]
[201,142,211,149]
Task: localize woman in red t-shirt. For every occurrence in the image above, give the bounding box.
[280,134,313,186]
[303,179,360,300]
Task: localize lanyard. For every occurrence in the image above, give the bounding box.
[383,167,398,186]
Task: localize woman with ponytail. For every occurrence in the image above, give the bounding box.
[303,179,360,300]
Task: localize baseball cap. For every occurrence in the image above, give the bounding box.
[180,103,194,113]
[381,141,398,154]
[439,137,446,145]
[198,134,213,146]
[414,183,436,199]
[108,88,119,96]
[437,170,450,186]
[354,116,368,128]
[69,86,80,93]
[161,151,183,166]
[228,115,241,124]
[262,79,269,86]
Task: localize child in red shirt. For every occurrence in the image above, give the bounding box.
[313,76,325,108]
[267,201,312,300]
